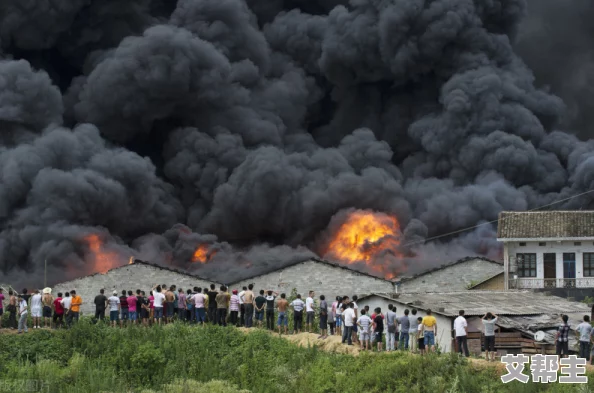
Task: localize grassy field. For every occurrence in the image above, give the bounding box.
[0,320,593,393]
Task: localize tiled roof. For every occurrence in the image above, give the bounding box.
[228,257,393,285]
[399,256,502,282]
[357,291,591,317]
[467,272,504,290]
[497,211,594,239]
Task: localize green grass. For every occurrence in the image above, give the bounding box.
[0,319,592,392]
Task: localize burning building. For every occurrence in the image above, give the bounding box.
[0,0,592,286]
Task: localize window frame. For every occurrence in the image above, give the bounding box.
[584,253,594,277]
[516,253,537,278]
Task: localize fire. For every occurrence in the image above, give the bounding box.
[324,210,402,279]
[83,234,121,273]
[192,244,216,264]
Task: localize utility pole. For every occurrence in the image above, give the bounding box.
[44,259,47,288]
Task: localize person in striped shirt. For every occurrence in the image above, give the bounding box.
[357,309,372,351]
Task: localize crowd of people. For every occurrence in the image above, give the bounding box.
[0,284,443,354]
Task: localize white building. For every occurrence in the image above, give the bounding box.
[53,260,219,315]
[230,258,395,302]
[498,211,594,290]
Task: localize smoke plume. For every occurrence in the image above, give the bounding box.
[1,0,593,286]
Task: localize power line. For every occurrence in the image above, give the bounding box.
[399,188,594,249]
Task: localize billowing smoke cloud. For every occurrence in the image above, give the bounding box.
[1,0,593,287]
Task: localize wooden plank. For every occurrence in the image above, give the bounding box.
[495,333,522,338]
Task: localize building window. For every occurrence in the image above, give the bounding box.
[516,253,536,278]
[574,242,582,246]
[519,242,526,246]
[539,242,546,246]
[584,253,594,277]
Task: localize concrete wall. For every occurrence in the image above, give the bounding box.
[53,263,218,315]
[357,295,453,353]
[231,260,394,302]
[398,259,503,293]
[472,273,505,291]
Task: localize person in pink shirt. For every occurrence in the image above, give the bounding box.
[148,293,154,325]
[127,291,138,325]
[177,289,186,322]
[229,290,240,326]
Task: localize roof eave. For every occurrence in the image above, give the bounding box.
[497,237,594,242]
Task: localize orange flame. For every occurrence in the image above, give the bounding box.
[83,234,121,273]
[324,210,402,279]
[192,244,216,264]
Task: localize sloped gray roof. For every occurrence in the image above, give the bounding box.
[497,211,594,239]
[399,256,502,282]
[357,291,591,317]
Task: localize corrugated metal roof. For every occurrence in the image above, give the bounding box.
[497,211,594,239]
[358,291,592,317]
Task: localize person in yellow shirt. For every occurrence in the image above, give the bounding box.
[422,309,438,353]
[70,290,83,325]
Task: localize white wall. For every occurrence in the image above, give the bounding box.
[231,260,394,303]
[506,240,594,286]
[357,296,453,353]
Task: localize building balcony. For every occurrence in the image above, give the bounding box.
[508,277,594,289]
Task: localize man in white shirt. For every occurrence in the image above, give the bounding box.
[454,310,469,357]
[238,286,246,327]
[305,291,315,333]
[17,295,28,333]
[341,303,355,345]
[290,294,305,333]
[152,285,166,325]
[108,291,121,328]
[60,292,72,316]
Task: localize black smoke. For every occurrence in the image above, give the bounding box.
[1,0,592,286]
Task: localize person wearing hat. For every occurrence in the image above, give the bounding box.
[42,288,54,329]
[229,289,240,326]
[107,290,120,327]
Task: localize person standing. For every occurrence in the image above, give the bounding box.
[422,309,437,353]
[61,292,72,327]
[152,285,166,325]
[165,286,176,324]
[372,307,384,352]
[0,288,4,326]
[7,290,18,330]
[290,294,305,333]
[357,309,372,350]
[107,291,120,327]
[576,315,592,361]
[41,288,53,329]
[119,290,129,327]
[265,290,277,331]
[187,289,195,322]
[148,291,155,324]
[351,296,360,345]
[454,310,469,357]
[239,286,247,327]
[207,284,218,325]
[243,284,255,328]
[305,291,315,333]
[94,289,107,323]
[17,295,28,334]
[254,290,266,328]
[318,295,328,339]
[342,303,355,345]
[177,289,187,322]
[385,305,397,351]
[398,309,411,351]
[31,290,42,329]
[328,297,336,336]
[70,290,82,324]
[193,288,207,325]
[482,311,498,361]
[127,290,137,324]
[53,292,64,329]
[230,290,240,326]
[409,309,418,352]
[416,317,425,355]
[277,293,289,335]
[334,297,343,337]
[215,286,230,326]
